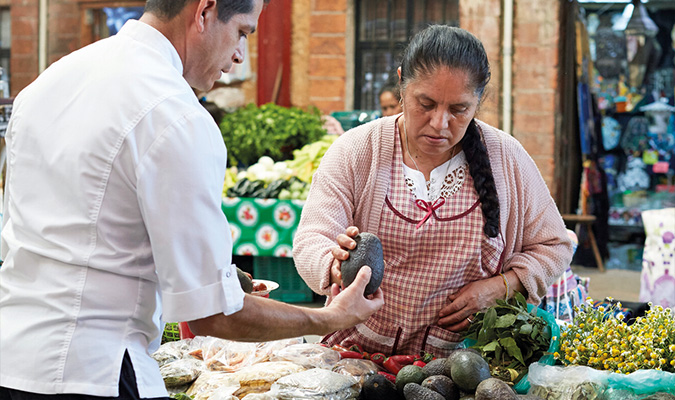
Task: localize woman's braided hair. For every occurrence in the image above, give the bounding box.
[399,25,500,237]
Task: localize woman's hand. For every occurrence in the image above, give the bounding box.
[329,226,360,287]
[437,276,503,332]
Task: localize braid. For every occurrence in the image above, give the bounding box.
[462,120,500,237]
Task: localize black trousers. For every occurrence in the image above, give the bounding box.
[0,351,169,400]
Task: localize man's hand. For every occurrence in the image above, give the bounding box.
[323,266,384,331]
[329,226,360,287]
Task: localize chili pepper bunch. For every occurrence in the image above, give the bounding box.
[325,343,435,383]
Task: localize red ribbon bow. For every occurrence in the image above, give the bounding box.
[414,197,445,229]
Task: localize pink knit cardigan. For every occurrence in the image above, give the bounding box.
[292,115,574,304]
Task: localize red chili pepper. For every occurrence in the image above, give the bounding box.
[382,357,403,375]
[331,345,349,352]
[362,352,371,360]
[413,360,427,367]
[339,351,364,359]
[388,355,416,366]
[377,371,397,384]
[347,343,364,353]
[370,352,386,366]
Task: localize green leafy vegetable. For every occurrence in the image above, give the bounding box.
[463,292,551,384]
[219,103,327,167]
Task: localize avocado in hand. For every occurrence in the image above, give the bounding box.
[236,267,254,294]
[340,232,384,296]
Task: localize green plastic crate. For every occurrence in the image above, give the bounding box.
[253,256,313,303]
[162,322,180,344]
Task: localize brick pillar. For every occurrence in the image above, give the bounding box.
[307,0,347,114]
[10,0,39,96]
[46,0,80,65]
[459,0,502,129]
[511,0,560,193]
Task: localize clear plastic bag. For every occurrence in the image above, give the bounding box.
[528,363,675,400]
[232,361,306,398]
[331,359,379,387]
[152,341,185,367]
[270,368,359,400]
[159,358,204,388]
[270,343,341,370]
[205,341,258,372]
[252,337,305,364]
[186,371,241,400]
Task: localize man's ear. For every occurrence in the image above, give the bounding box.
[194,0,217,33]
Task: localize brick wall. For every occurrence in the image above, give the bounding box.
[306,0,347,113]
[459,0,502,129]
[9,0,39,95]
[511,0,561,192]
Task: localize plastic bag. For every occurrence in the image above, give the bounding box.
[331,359,379,387]
[270,368,359,400]
[152,342,185,367]
[205,341,258,372]
[253,337,305,364]
[232,361,306,398]
[527,363,675,400]
[186,371,241,400]
[270,343,341,370]
[159,358,204,388]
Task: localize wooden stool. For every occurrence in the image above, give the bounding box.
[562,214,604,272]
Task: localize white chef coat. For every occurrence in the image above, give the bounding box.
[0,20,244,397]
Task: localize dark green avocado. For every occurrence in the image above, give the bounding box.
[236,266,253,293]
[341,232,385,296]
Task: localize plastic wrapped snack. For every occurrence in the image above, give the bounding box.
[152,341,186,367]
[205,341,258,372]
[252,337,305,364]
[270,368,359,399]
[232,361,306,398]
[241,393,277,400]
[188,336,229,361]
[270,343,341,370]
[159,358,204,388]
[331,359,379,387]
[186,371,241,400]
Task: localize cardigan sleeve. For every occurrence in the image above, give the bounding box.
[499,137,574,305]
[292,130,366,295]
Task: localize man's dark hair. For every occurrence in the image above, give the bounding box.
[144,0,268,23]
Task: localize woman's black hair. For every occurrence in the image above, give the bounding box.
[399,25,500,237]
[144,0,268,23]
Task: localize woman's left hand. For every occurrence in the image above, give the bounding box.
[436,276,502,332]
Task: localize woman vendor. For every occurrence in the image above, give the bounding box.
[292,25,574,357]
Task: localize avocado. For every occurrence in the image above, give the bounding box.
[396,365,427,393]
[444,349,481,377]
[360,373,402,400]
[448,351,491,393]
[422,375,459,400]
[236,267,253,293]
[474,378,517,400]
[421,359,448,378]
[341,232,385,296]
[403,383,445,400]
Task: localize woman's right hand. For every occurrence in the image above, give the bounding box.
[329,226,360,287]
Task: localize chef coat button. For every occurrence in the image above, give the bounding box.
[226,271,231,277]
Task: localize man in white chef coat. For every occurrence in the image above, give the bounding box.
[0,1,383,398]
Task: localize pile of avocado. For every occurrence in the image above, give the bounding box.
[360,349,544,400]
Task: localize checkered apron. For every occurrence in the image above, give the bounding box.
[323,125,505,357]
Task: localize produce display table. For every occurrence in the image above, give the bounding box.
[221,197,313,303]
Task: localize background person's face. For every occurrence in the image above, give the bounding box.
[379,91,402,116]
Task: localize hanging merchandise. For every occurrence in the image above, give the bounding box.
[620,115,650,153]
[601,115,622,150]
[618,156,651,192]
